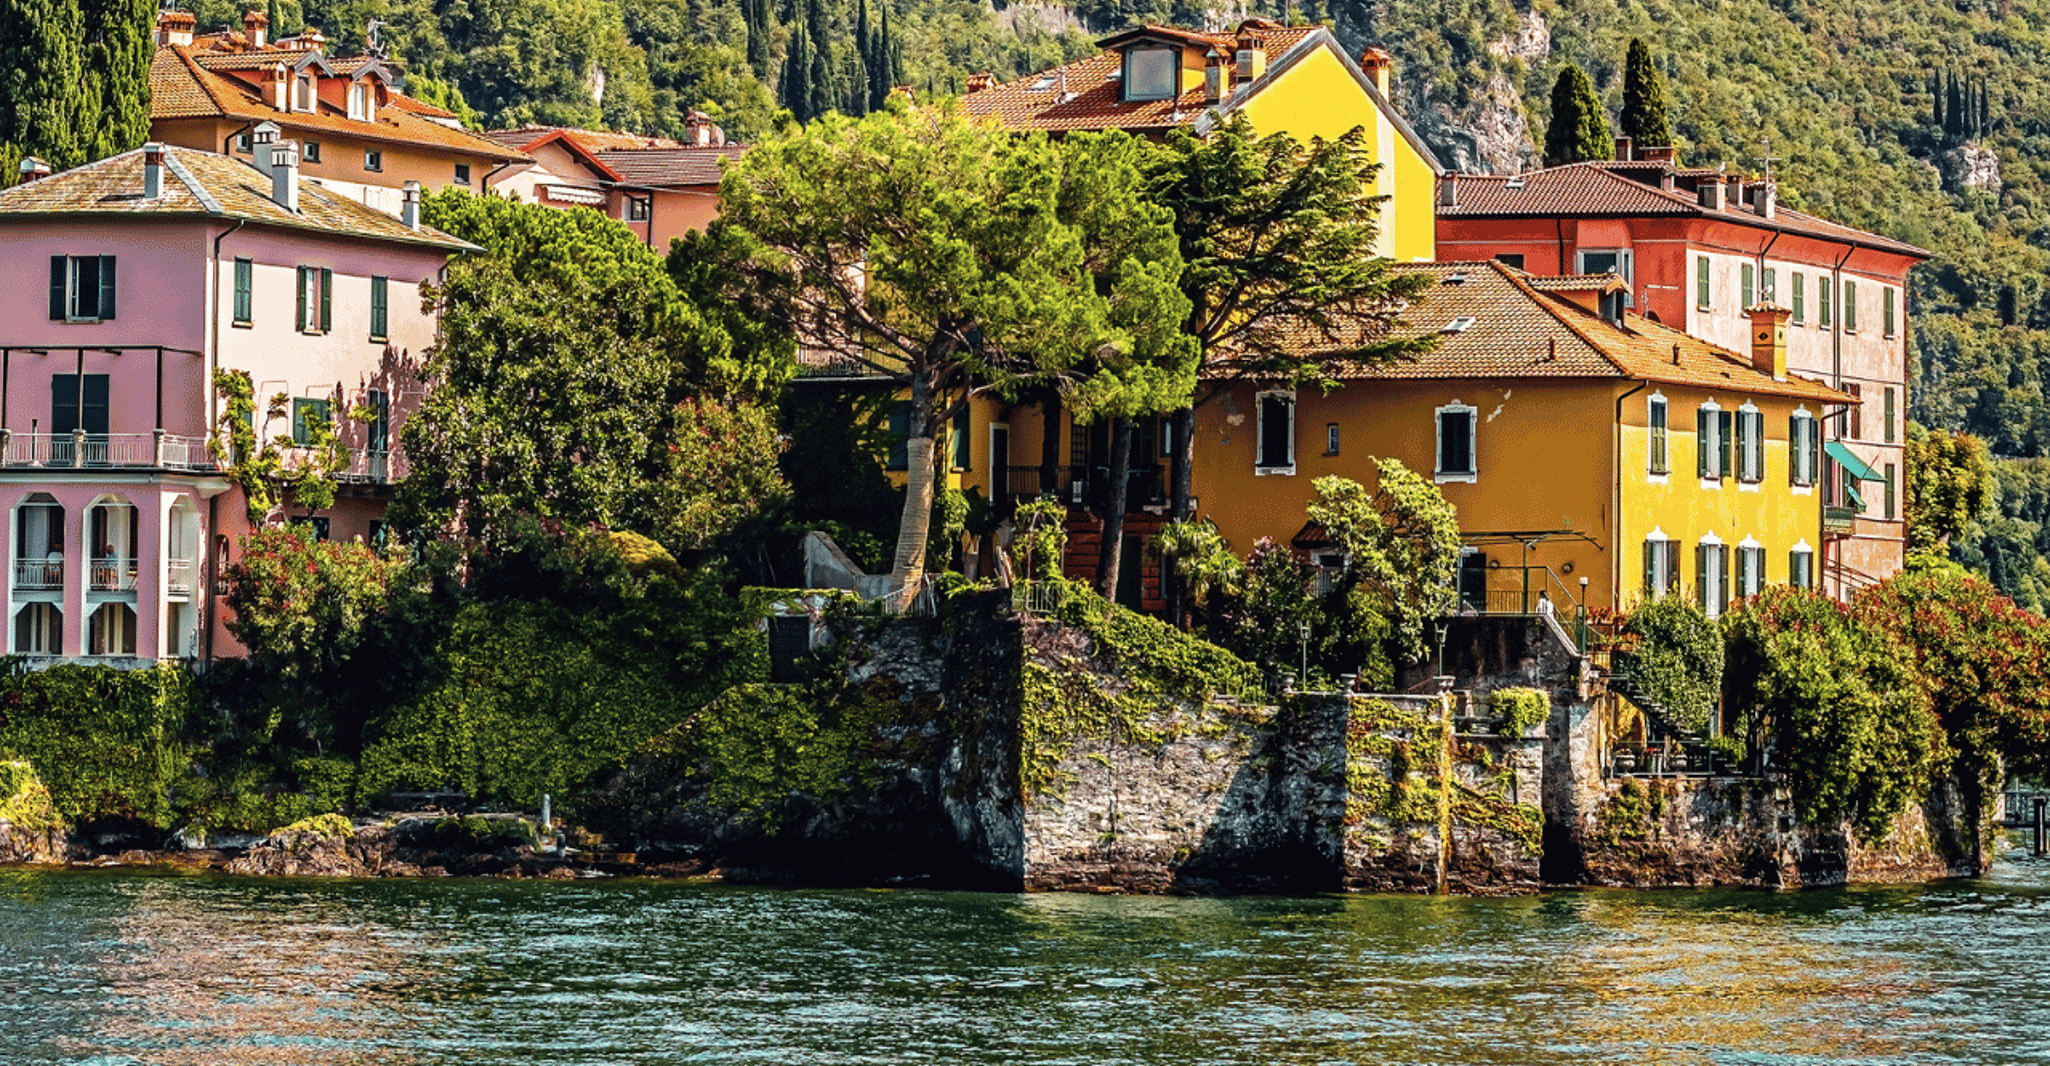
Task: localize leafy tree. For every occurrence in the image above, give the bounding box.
[1209,537,1323,676]
[713,101,1192,610]
[1543,62,1613,167]
[1303,464,1461,685]
[0,0,87,172]
[652,397,791,551]
[1618,38,1672,149]
[1142,114,1436,540]
[398,190,784,548]
[1905,422,1993,558]
[1619,595,1722,736]
[209,369,352,526]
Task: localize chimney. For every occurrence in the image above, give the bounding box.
[401,181,422,230]
[1438,172,1459,209]
[1358,47,1394,97]
[1639,145,1678,166]
[964,72,996,94]
[269,64,290,109]
[1745,302,1791,381]
[1698,179,1724,210]
[143,143,164,199]
[1614,135,1634,162]
[271,141,299,213]
[1236,31,1267,82]
[243,9,269,48]
[1203,48,1226,104]
[18,157,51,183]
[299,26,326,52]
[251,121,280,174]
[156,9,196,47]
[1756,181,1777,219]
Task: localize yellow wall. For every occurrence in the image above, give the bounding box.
[1230,43,1437,262]
[880,392,1010,498]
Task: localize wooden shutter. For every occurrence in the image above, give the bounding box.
[319,268,333,332]
[1664,542,1680,594]
[1643,540,1657,599]
[49,256,66,319]
[295,266,307,331]
[1721,546,1732,609]
[97,255,116,320]
[1749,411,1765,480]
[1696,545,1709,609]
[1697,408,1710,476]
[370,276,388,339]
[1718,410,1733,479]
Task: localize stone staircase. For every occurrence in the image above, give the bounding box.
[1606,653,1703,742]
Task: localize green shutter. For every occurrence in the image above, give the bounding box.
[50,256,66,320]
[233,259,252,324]
[97,255,116,320]
[295,266,307,331]
[1719,410,1733,479]
[1697,408,1710,476]
[1789,415,1802,485]
[1885,463,1897,520]
[1821,277,1832,326]
[1741,263,1754,307]
[319,268,333,332]
[1763,267,1775,303]
[952,410,971,470]
[1845,280,1858,330]
[1644,540,1657,599]
[1885,388,1896,443]
[1885,287,1896,335]
[1697,256,1709,307]
[370,276,388,340]
[1723,546,1732,608]
[1792,273,1805,320]
[1697,545,1708,609]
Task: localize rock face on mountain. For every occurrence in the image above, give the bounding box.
[1940,143,2003,193]
[1401,70,1538,175]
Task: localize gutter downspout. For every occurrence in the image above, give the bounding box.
[221,120,257,158]
[1612,379,1649,614]
[1828,244,1856,599]
[1556,217,1569,274]
[1755,231,1781,300]
[204,217,247,665]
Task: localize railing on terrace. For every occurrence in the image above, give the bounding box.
[12,559,60,589]
[1012,578,1072,616]
[283,445,399,484]
[0,431,216,471]
[1003,465,1166,513]
[89,556,137,592]
[165,557,194,595]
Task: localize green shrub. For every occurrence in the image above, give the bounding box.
[0,760,60,833]
[1622,596,1724,735]
[1490,688,1549,737]
[0,661,193,827]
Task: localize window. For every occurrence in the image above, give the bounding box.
[951,409,971,471]
[1821,276,1833,327]
[1324,422,1340,456]
[1844,279,1858,331]
[288,516,331,541]
[1697,540,1729,618]
[364,149,383,172]
[455,163,471,185]
[1790,542,1815,589]
[295,74,314,111]
[52,374,110,438]
[1696,256,1710,308]
[1494,253,1525,270]
[367,389,389,456]
[303,141,321,163]
[88,603,136,657]
[291,397,332,445]
[1256,390,1295,474]
[48,255,116,322]
[348,81,370,120]
[1792,272,1805,321]
[1884,287,1897,337]
[1884,387,1896,444]
[885,402,909,471]
[1647,393,1668,475]
[232,258,253,326]
[1696,403,1732,480]
[1736,541,1765,598]
[370,275,388,341]
[1576,248,1633,284]
[1763,267,1776,303]
[14,603,61,656]
[1434,400,1477,483]
[627,196,651,222]
[234,132,251,152]
[1790,409,1819,486]
[1642,532,1680,599]
[1846,383,1863,440]
[1741,262,1755,307]
[1734,406,1764,482]
[295,266,332,333]
[1124,47,1177,101]
[1885,462,1897,520]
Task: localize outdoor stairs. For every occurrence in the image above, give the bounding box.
[1606,657,1703,743]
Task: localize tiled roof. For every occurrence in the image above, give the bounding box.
[1441,162,1930,258]
[0,145,476,252]
[478,125,688,152]
[1281,261,1849,403]
[150,43,527,163]
[959,23,1320,133]
[593,145,748,187]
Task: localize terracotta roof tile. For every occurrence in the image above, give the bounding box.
[593,145,748,187]
[1442,162,1930,258]
[475,125,689,152]
[0,145,476,252]
[1250,261,1848,403]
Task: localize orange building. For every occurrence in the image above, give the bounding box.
[1435,147,1929,596]
[477,124,744,250]
[147,9,528,216]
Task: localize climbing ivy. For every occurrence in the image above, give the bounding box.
[1622,596,1724,736]
[1490,688,1549,737]
[0,661,194,827]
[208,368,354,526]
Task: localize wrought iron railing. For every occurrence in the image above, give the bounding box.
[165,558,195,595]
[12,559,60,589]
[89,556,137,591]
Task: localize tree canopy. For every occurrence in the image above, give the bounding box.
[1544,62,1614,167]
[1618,38,1672,148]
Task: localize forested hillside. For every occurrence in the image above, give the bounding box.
[152,0,2050,605]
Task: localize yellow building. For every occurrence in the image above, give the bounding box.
[959,19,1440,261]
[999,263,1850,617]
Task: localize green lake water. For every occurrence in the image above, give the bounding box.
[6,840,2050,1066]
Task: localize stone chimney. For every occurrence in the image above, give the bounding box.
[156,9,196,47]
[1614,135,1634,162]
[1746,301,1791,381]
[1698,179,1724,210]
[1756,180,1777,219]
[18,157,51,184]
[401,181,422,230]
[270,141,300,213]
[1236,31,1267,82]
[143,143,165,199]
[1203,48,1227,104]
[251,121,280,174]
[1640,145,1678,165]
[243,10,269,48]
[300,26,326,51]
[1358,47,1394,97]
[269,64,290,109]
[1438,172,1459,209]
[964,72,996,94]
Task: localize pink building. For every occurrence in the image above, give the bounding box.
[476,124,743,250]
[0,136,471,663]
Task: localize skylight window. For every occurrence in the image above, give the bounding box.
[1504,178,1524,189]
[1442,317,1477,334]
[1030,75,1058,91]
[1444,272,1469,285]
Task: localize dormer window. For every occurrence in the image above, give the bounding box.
[295,74,315,112]
[1123,47,1177,101]
[348,81,370,120]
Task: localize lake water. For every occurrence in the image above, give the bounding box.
[6,839,2050,1066]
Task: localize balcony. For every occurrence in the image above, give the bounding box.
[0,431,216,472]
[165,557,194,595]
[89,557,137,592]
[12,559,61,589]
[1822,504,1858,533]
[1004,464,1165,514]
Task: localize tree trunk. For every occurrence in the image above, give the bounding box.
[1039,392,1062,497]
[886,377,938,613]
[1164,406,1194,626]
[1097,417,1133,600]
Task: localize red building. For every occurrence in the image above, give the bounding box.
[1435,146,1930,595]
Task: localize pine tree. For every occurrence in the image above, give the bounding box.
[780,22,815,121]
[81,0,152,162]
[0,0,88,172]
[1544,64,1613,167]
[1618,39,1672,149]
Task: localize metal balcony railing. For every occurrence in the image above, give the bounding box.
[165,557,195,595]
[89,556,137,591]
[0,432,217,471]
[12,559,60,589]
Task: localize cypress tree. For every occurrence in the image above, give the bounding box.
[268,0,280,37]
[1929,69,1943,131]
[869,0,899,111]
[1543,64,1613,167]
[81,0,152,162]
[780,22,815,121]
[853,0,873,114]
[1945,69,1963,140]
[743,0,771,83]
[804,0,835,122]
[1618,38,1672,149]
[0,0,88,172]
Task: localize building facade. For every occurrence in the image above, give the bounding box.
[477,124,743,250]
[1434,150,1929,595]
[0,141,470,663]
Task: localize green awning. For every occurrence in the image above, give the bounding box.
[1825,440,1884,482]
[1843,480,1865,509]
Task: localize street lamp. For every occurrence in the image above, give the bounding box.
[1298,620,1312,687]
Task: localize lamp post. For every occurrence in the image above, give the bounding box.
[1298,620,1311,687]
